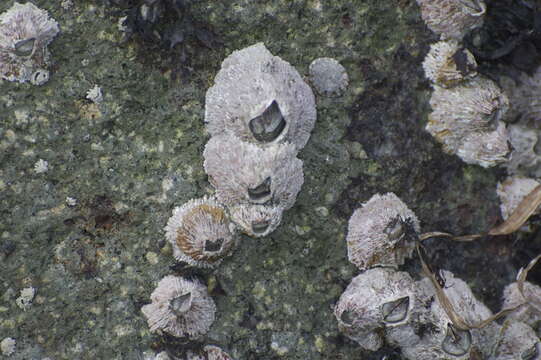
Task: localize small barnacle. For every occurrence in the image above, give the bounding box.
[205,43,316,151]
[308,57,349,97]
[15,287,35,311]
[164,197,236,268]
[334,268,416,351]
[228,204,283,238]
[422,40,477,88]
[502,281,541,328]
[416,0,486,40]
[203,345,234,360]
[506,124,541,177]
[426,76,510,167]
[497,176,541,221]
[492,322,540,360]
[0,2,59,84]
[346,192,420,271]
[141,275,216,339]
[203,136,304,210]
[0,337,15,356]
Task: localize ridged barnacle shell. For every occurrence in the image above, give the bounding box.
[422,40,477,88]
[346,192,420,271]
[416,0,486,40]
[308,57,349,97]
[164,197,236,268]
[141,275,216,339]
[0,2,59,84]
[492,322,540,360]
[334,268,416,351]
[502,281,541,329]
[228,204,283,238]
[426,76,511,168]
[204,43,316,151]
[506,124,541,177]
[497,176,540,221]
[203,135,304,210]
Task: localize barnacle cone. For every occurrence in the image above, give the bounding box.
[228,204,283,238]
[422,40,477,88]
[0,2,59,84]
[141,275,216,339]
[491,321,541,360]
[203,135,304,210]
[308,57,349,97]
[334,268,416,351]
[164,197,236,268]
[203,345,234,360]
[497,176,541,221]
[426,76,510,168]
[502,281,541,329]
[205,43,316,151]
[416,0,486,40]
[346,192,420,271]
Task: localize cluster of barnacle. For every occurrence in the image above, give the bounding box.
[334,192,541,359]
[0,2,59,85]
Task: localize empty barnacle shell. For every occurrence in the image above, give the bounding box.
[141,275,216,339]
[492,321,541,360]
[204,42,316,151]
[416,0,486,40]
[228,204,283,238]
[426,76,510,168]
[0,2,59,84]
[164,197,236,268]
[346,192,420,271]
[422,40,477,88]
[497,176,541,221]
[502,281,541,329]
[334,268,416,351]
[203,135,304,210]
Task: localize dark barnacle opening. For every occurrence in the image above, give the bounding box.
[340,309,356,326]
[170,292,192,315]
[14,38,36,57]
[249,100,287,143]
[204,238,223,252]
[384,216,405,242]
[382,296,410,323]
[248,177,272,202]
[251,220,270,235]
[441,323,472,356]
[522,344,539,360]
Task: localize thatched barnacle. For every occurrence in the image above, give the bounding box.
[203,135,304,210]
[334,268,416,351]
[497,176,541,222]
[228,204,283,238]
[346,192,420,271]
[426,76,510,167]
[492,322,540,360]
[0,2,59,84]
[141,275,216,339]
[416,0,486,40]
[204,43,316,151]
[164,197,236,268]
[422,40,477,88]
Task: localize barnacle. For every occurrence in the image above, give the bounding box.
[497,176,541,221]
[228,204,283,238]
[205,43,316,150]
[426,76,510,167]
[308,57,349,97]
[346,192,420,271]
[422,40,477,88]
[506,124,541,177]
[164,197,236,268]
[334,268,416,351]
[203,135,304,210]
[0,2,59,84]
[502,281,541,329]
[492,321,540,360]
[416,0,486,40]
[141,275,216,339]
[203,345,234,360]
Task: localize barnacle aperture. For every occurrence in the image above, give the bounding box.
[382,296,410,324]
[229,204,283,238]
[441,323,472,356]
[249,100,287,143]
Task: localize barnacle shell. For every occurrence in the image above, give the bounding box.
[422,40,477,88]
[141,275,216,339]
[426,76,510,167]
[203,345,234,360]
[308,57,349,97]
[228,204,283,238]
[497,176,540,221]
[205,43,316,150]
[203,135,304,210]
[506,124,541,177]
[164,197,236,268]
[416,0,486,40]
[491,322,540,360]
[334,268,416,351]
[346,192,420,271]
[0,2,59,84]
[502,281,541,329]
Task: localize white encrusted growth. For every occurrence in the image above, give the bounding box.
[334,268,416,351]
[229,204,283,238]
[164,197,236,268]
[86,85,103,103]
[346,192,420,271]
[141,275,216,339]
[34,158,48,173]
[497,176,540,221]
[422,40,477,88]
[15,287,35,311]
[491,321,540,360]
[502,281,541,329]
[426,76,510,167]
[203,136,304,210]
[205,43,316,151]
[0,2,59,84]
[416,0,486,40]
[308,57,349,97]
[203,345,234,360]
[0,337,15,356]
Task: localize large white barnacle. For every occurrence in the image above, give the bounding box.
[0,2,59,84]
[502,281,541,329]
[422,40,477,88]
[203,135,304,210]
[334,268,416,351]
[164,197,236,268]
[141,275,216,339]
[492,322,541,360]
[497,176,541,221]
[416,0,486,40]
[204,43,316,151]
[426,76,511,168]
[228,204,283,238]
[346,192,420,271]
